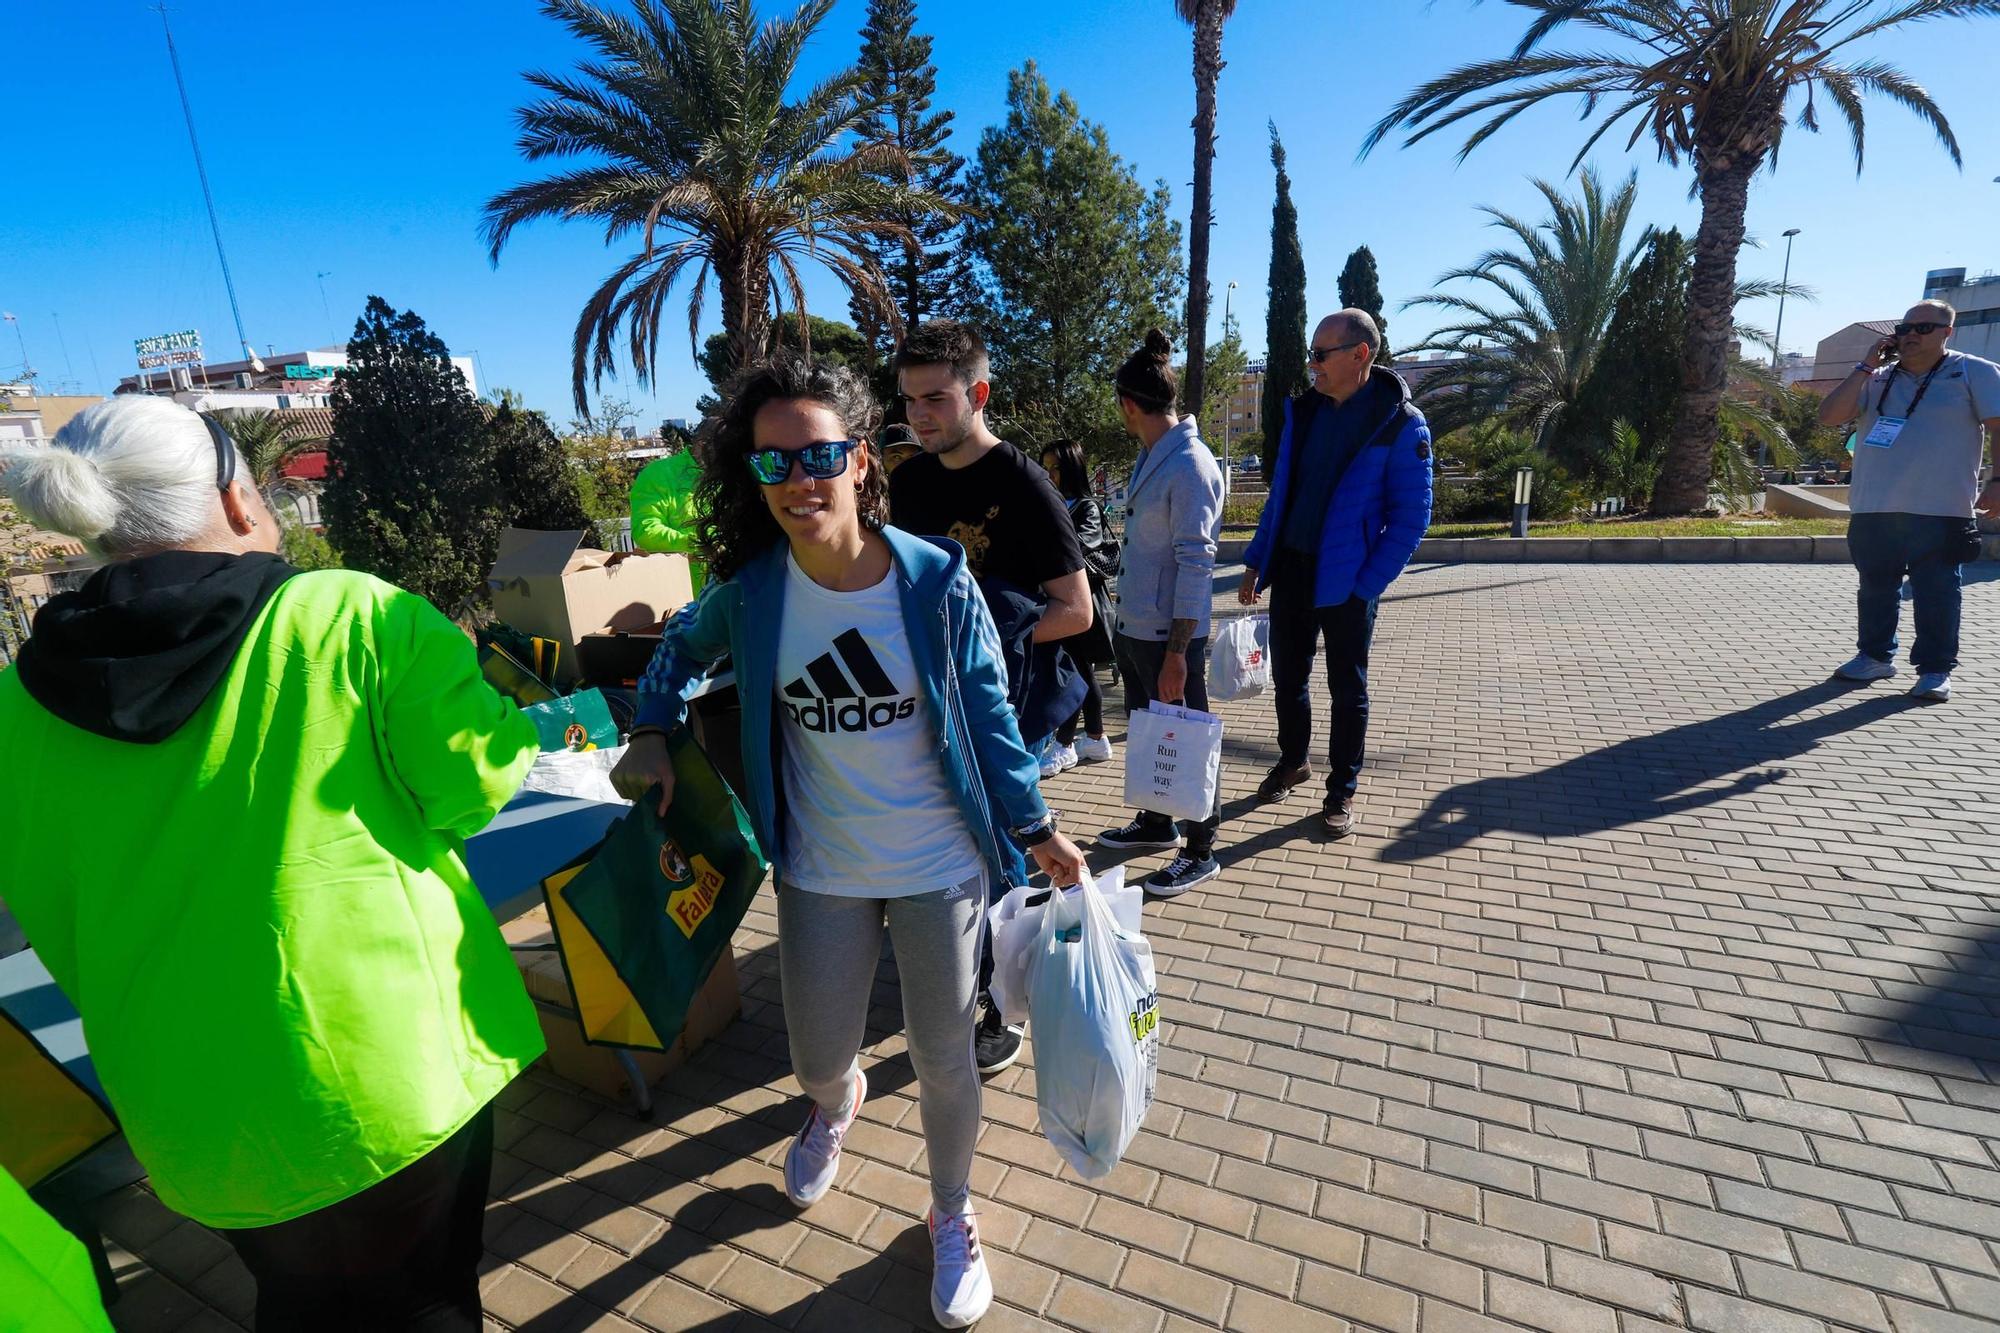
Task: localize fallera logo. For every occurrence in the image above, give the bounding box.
[782,628,917,734]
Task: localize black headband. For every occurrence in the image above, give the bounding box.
[199,413,237,492]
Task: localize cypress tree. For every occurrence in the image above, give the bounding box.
[489,393,592,532]
[851,0,971,356]
[1260,123,1308,478]
[1551,229,1690,485]
[1337,245,1392,365]
[323,297,501,613]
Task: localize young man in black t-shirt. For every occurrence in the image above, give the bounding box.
[890,322,1090,612]
[889,320,1091,1077]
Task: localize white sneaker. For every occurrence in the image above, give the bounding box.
[1074,734,1114,764]
[927,1208,993,1329]
[784,1066,864,1209]
[1038,742,1078,778]
[1834,653,1896,682]
[1911,672,1952,702]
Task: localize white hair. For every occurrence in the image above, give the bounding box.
[1911,298,1957,326]
[0,395,237,556]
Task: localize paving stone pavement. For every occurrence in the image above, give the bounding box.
[101,561,2000,1332]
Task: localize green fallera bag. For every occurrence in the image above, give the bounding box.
[522,688,619,752]
[555,728,767,1046]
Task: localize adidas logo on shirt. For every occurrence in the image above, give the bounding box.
[781,628,918,734]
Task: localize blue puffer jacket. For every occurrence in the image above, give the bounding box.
[634,526,1044,888]
[1244,366,1435,606]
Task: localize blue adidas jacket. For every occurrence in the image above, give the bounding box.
[1244,365,1435,606]
[634,526,1044,888]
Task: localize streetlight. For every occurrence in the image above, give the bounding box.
[1222,280,1238,494]
[1771,227,1802,370]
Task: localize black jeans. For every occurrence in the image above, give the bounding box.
[1114,632,1221,857]
[219,1104,495,1332]
[1054,671,1104,745]
[1849,512,1978,673]
[1269,550,1377,803]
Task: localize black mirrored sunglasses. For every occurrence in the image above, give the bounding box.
[1307,340,1364,364]
[1894,321,1948,336]
[200,413,237,492]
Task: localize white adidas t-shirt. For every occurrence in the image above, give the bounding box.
[775,553,984,897]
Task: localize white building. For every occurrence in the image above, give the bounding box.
[1924,268,2000,363]
[116,345,478,413]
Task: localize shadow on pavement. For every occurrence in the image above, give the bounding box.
[1382,679,1922,863]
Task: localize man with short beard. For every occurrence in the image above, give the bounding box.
[1819,299,2000,703]
[889,320,1090,1077]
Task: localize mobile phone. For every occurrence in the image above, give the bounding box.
[1878,339,1899,364]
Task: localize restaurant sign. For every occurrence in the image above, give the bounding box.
[135,330,204,370]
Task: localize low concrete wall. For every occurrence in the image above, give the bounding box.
[1766,484,1850,519]
[1409,535,1853,563]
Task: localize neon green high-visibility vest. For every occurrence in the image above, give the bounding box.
[0,570,543,1227]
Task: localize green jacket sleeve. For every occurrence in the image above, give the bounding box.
[631,452,700,555]
[376,589,539,839]
[0,1168,115,1332]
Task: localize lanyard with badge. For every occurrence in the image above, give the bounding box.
[1863,355,1949,448]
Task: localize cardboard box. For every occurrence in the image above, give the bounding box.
[488,529,693,688]
[503,907,740,1104]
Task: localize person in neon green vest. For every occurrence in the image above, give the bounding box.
[0,1167,114,1333]
[630,447,707,592]
[0,396,542,1330]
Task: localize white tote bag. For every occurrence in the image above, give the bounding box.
[1210,615,1270,702]
[1025,866,1159,1178]
[986,868,1140,1027]
[1123,701,1223,822]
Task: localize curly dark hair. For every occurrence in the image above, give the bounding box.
[693,353,886,583]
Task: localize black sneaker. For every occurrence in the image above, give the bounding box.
[1144,853,1220,897]
[1098,816,1182,850]
[974,998,1023,1075]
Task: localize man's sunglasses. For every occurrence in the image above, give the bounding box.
[1894,321,1949,337]
[745,439,858,486]
[1308,340,1364,364]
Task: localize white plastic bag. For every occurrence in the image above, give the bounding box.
[517,744,631,804]
[986,868,1140,1026]
[1123,701,1223,823]
[1211,615,1269,702]
[1026,866,1159,1179]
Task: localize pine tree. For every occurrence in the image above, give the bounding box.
[323,297,502,613]
[964,63,1185,458]
[488,392,592,532]
[1337,245,1392,365]
[1260,123,1308,478]
[850,0,972,358]
[1550,229,1691,486]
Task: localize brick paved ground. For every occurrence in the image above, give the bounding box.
[102,562,2000,1332]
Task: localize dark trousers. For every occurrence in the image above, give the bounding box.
[1849,512,1977,673]
[1269,550,1377,803]
[1054,672,1104,745]
[1115,632,1221,857]
[220,1104,495,1332]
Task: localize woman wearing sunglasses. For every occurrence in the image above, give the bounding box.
[612,354,1084,1329]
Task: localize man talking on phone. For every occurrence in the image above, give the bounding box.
[1819,300,2000,702]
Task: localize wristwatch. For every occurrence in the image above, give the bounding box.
[1012,816,1057,849]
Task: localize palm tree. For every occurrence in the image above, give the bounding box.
[1365,0,1996,513]
[1173,0,1239,419]
[1403,169,1647,441]
[208,409,309,514]
[483,0,955,413]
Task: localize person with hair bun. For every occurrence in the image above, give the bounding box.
[1095,329,1228,896]
[0,394,545,1329]
[613,353,1083,1330]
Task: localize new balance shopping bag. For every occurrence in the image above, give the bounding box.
[544,729,767,1048]
[1123,701,1223,823]
[1025,866,1159,1178]
[1211,615,1269,702]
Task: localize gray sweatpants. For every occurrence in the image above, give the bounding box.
[776,876,985,1216]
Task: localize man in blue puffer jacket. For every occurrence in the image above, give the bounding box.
[1239,309,1433,838]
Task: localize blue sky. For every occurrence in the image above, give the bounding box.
[9,1,1998,426]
